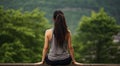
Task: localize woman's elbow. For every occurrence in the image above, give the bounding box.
[68,46,73,50]
[43,47,48,51]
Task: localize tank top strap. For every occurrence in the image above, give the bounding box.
[49,28,54,45]
[51,28,54,39]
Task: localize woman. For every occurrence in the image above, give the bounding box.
[40,10,79,66]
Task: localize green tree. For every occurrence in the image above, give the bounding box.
[74,8,119,63]
[0,6,50,63]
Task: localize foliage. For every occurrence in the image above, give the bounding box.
[0,0,120,34]
[0,0,120,63]
[73,8,120,63]
[0,6,50,63]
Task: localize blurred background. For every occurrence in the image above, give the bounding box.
[0,0,120,63]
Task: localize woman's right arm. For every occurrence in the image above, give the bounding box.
[67,31,83,65]
[67,31,76,63]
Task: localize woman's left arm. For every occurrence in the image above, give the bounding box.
[41,30,49,63]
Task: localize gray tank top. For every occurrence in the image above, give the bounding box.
[48,29,70,61]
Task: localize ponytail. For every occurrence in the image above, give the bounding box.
[53,10,68,47]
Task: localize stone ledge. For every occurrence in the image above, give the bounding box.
[0,63,120,66]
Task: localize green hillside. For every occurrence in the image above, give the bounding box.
[0,0,120,34]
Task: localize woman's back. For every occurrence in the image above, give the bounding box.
[48,28,70,61]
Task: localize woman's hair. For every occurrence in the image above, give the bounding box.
[53,10,68,47]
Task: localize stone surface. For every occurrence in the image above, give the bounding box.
[0,63,120,66]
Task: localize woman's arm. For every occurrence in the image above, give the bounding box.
[68,31,76,63]
[41,30,49,63]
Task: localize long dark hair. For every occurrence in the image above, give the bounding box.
[53,10,68,47]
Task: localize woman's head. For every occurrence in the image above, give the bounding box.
[53,10,63,20]
[53,10,68,47]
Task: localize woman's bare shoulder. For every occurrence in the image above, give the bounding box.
[46,28,53,32]
[67,29,71,35]
[68,29,71,33]
[45,28,53,36]
[66,29,71,39]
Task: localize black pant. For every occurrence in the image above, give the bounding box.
[45,55,72,66]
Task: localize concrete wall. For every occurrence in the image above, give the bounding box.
[0,63,120,66]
